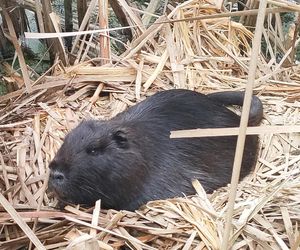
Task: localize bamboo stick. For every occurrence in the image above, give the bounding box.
[142,0,160,26]
[0,193,46,250]
[77,0,88,27]
[71,0,98,54]
[34,0,45,33]
[0,2,32,93]
[170,125,300,138]
[221,0,268,249]
[28,169,50,250]
[98,0,110,64]
[25,7,291,41]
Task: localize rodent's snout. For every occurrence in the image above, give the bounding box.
[48,168,66,202]
[49,164,66,191]
[48,159,66,185]
[50,170,65,182]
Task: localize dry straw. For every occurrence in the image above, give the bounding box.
[1,0,300,249]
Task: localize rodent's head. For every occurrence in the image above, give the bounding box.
[48,120,146,209]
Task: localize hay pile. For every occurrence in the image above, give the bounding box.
[1,0,300,249]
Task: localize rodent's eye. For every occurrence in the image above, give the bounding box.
[86,146,103,155]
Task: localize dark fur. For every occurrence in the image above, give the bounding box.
[48,89,263,211]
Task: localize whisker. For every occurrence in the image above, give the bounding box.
[73,177,112,201]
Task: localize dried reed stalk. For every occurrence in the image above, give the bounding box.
[0,0,300,249]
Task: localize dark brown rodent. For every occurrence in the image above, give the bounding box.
[48,89,263,211]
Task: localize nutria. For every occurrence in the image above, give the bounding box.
[48,89,263,211]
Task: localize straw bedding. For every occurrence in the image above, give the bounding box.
[0,0,300,249]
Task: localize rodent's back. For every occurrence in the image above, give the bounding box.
[110,89,261,201]
[115,89,244,128]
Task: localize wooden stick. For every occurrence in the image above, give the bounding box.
[41,0,68,65]
[98,0,110,65]
[142,0,160,26]
[0,193,46,250]
[25,8,292,40]
[0,153,12,203]
[71,0,98,54]
[221,0,268,249]
[90,200,101,236]
[268,0,300,11]
[89,82,104,104]
[0,2,32,93]
[158,7,290,25]
[28,169,50,250]
[49,13,68,64]
[170,125,300,138]
[109,0,132,39]
[289,12,300,64]
[34,0,45,33]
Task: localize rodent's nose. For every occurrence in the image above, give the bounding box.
[49,170,65,184]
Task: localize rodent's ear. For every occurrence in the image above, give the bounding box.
[112,130,129,148]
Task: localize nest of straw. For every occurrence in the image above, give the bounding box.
[1,0,300,249]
